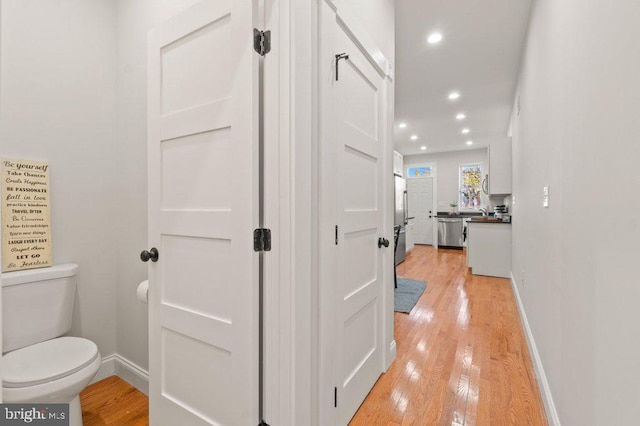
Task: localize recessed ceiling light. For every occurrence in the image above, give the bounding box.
[448,92,460,100]
[456,113,466,120]
[427,32,443,44]
[410,135,418,140]
[420,146,427,150]
[398,122,407,128]
[466,140,473,145]
[461,128,470,134]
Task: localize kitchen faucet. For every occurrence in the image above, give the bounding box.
[479,207,488,216]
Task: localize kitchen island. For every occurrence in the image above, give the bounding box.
[466,220,511,278]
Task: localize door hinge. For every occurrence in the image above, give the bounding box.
[335,225,338,245]
[254,228,272,252]
[334,386,338,407]
[253,29,271,56]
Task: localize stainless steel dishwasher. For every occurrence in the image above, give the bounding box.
[437,217,464,249]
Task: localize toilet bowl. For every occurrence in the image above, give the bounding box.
[1,264,101,426]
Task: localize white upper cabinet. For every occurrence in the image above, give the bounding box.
[488,137,512,195]
[393,150,403,176]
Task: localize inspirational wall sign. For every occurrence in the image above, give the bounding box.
[1,158,52,272]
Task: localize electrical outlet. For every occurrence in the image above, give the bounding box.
[543,185,549,208]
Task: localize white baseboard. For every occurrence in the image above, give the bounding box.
[385,340,397,370]
[510,273,561,426]
[91,353,149,396]
[115,355,149,396]
[92,354,116,384]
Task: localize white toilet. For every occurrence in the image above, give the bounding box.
[1,264,101,426]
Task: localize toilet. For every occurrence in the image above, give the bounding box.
[1,264,101,426]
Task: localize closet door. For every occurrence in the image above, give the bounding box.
[319,2,388,423]
[147,1,259,424]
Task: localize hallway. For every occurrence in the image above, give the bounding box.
[350,245,547,425]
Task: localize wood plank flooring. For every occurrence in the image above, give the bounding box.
[349,245,547,425]
[81,376,148,425]
[80,245,546,425]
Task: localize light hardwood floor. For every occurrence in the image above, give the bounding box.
[349,245,547,425]
[81,245,546,425]
[81,375,148,425]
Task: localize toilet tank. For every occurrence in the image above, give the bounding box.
[1,264,78,353]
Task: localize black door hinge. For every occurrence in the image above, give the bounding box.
[254,29,271,56]
[334,386,338,407]
[335,225,339,245]
[254,228,272,252]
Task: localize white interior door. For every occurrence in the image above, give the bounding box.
[320,5,386,424]
[147,1,259,425]
[407,177,434,245]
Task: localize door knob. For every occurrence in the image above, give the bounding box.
[378,237,390,248]
[140,247,159,262]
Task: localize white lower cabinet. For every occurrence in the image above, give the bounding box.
[406,219,415,252]
[466,222,511,278]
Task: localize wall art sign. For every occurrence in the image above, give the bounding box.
[1,158,52,272]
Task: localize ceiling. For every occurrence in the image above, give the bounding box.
[394,0,532,155]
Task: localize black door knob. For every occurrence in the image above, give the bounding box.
[378,237,390,248]
[140,247,159,262]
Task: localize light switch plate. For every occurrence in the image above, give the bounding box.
[543,185,549,208]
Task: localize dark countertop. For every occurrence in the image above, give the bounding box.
[435,211,484,219]
[468,218,512,224]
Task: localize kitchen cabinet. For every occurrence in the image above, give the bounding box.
[406,218,415,252]
[467,222,511,278]
[393,150,403,176]
[487,137,512,195]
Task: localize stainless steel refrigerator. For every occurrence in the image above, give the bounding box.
[394,175,407,265]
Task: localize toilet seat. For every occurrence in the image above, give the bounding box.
[3,337,99,388]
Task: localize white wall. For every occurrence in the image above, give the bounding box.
[511,0,640,424]
[0,0,118,358]
[404,148,488,211]
[0,0,203,375]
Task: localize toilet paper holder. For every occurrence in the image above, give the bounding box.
[137,280,149,304]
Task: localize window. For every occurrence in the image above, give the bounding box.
[407,166,432,177]
[459,164,482,209]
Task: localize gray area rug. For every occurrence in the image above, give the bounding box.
[394,278,427,313]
